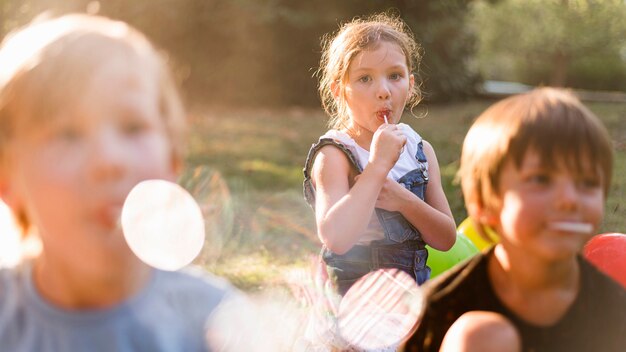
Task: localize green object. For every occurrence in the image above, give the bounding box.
[426,232,479,278]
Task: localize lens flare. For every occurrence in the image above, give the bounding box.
[338,269,423,350]
[121,179,204,271]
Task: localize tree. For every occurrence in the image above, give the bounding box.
[472,0,626,89]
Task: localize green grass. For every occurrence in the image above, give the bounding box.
[185,100,626,290]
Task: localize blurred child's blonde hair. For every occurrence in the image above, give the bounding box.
[0,13,187,233]
[459,87,613,233]
[317,13,422,130]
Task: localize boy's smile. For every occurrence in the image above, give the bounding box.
[493,150,604,262]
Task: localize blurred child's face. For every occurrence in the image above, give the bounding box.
[4,57,177,262]
[493,149,604,261]
[343,41,413,135]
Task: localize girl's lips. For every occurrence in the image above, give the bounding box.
[94,204,123,230]
[377,110,391,121]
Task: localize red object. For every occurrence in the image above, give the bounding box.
[583,233,626,289]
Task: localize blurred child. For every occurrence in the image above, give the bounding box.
[0,13,233,351]
[303,13,456,295]
[404,88,626,351]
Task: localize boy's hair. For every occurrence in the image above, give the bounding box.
[317,12,422,130]
[459,87,613,221]
[0,13,186,232]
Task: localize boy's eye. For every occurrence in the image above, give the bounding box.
[579,176,601,189]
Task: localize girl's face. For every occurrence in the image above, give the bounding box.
[492,150,604,262]
[4,56,177,266]
[342,41,414,138]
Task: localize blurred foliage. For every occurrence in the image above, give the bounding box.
[183,101,626,289]
[4,0,626,107]
[0,0,480,107]
[472,0,626,90]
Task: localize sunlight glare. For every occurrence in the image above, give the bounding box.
[121,180,205,271]
[0,200,21,267]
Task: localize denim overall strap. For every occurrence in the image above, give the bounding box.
[302,138,363,210]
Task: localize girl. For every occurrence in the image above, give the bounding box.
[0,14,233,351]
[303,13,456,295]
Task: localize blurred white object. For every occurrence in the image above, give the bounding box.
[0,200,22,267]
[121,180,205,271]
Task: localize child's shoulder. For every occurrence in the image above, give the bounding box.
[318,129,355,147]
[0,260,30,295]
[309,129,363,166]
[423,250,489,304]
[155,266,234,303]
[398,123,422,140]
[579,256,626,304]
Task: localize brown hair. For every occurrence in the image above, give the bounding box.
[459,88,613,231]
[0,14,186,233]
[317,12,422,130]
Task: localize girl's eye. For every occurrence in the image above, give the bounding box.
[358,75,371,83]
[121,119,148,135]
[389,73,402,80]
[53,125,81,142]
[527,173,551,185]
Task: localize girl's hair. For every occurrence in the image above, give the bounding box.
[0,13,186,233]
[459,87,613,220]
[317,13,422,130]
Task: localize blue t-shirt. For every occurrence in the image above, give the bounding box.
[0,262,233,351]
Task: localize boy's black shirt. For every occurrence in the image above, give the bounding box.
[404,247,626,352]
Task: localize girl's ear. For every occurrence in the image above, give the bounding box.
[0,173,17,211]
[409,74,415,94]
[170,154,183,179]
[0,175,29,234]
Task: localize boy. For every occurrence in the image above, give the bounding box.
[0,13,232,351]
[404,88,626,351]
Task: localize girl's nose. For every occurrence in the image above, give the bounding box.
[377,81,391,100]
[88,128,125,181]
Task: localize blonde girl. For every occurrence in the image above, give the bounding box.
[0,14,233,351]
[303,13,456,295]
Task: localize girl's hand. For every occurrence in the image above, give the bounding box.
[369,124,406,171]
[375,177,411,212]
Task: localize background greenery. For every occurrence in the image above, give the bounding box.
[2,0,626,290]
[182,101,626,290]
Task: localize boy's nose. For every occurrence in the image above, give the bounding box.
[555,181,580,211]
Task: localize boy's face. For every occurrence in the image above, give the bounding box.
[3,57,178,263]
[491,149,604,262]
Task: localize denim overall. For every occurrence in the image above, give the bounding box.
[303,138,431,295]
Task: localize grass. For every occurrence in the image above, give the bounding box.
[185,100,626,291]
